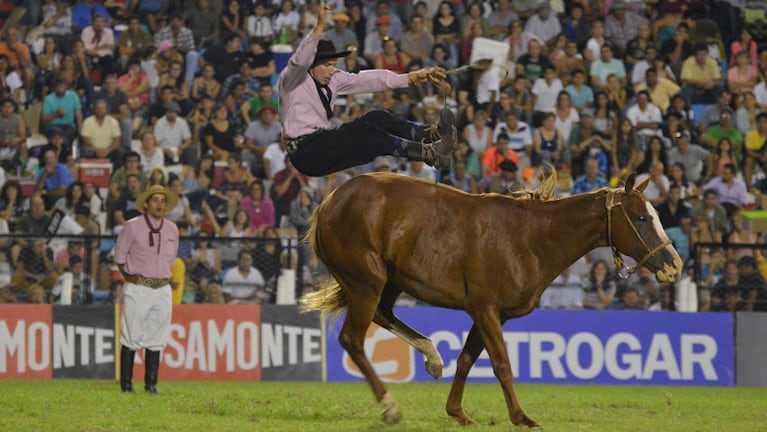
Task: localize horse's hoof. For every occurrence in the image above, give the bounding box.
[514,414,542,430]
[380,392,401,425]
[448,411,478,426]
[425,359,443,380]
[382,407,402,425]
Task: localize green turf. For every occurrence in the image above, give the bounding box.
[0,380,765,431]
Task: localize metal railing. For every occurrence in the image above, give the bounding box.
[0,233,312,304]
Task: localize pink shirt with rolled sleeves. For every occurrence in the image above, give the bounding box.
[114,215,179,280]
[278,32,410,139]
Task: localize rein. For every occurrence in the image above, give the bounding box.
[605,192,672,278]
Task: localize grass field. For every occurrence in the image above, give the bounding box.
[1,380,765,431]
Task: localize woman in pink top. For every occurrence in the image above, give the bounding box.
[730,28,758,68]
[727,51,758,95]
[239,179,275,234]
[118,61,150,133]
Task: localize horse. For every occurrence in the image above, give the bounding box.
[300,171,683,429]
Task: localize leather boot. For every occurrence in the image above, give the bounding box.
[414,110,457,145]
[406,142,451,169]
[120,345,136,393]
[144,349,160,394]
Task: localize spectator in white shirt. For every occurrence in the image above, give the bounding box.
[532,65,563,125]
[475,55,500,114]
[153,101,193,165]
[523,1,561,44]
[626,90,663,146]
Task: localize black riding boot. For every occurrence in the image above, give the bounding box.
[144,349,160,394]
[120,345,136,393]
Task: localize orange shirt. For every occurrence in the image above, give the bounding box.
[481,147,519,175]
[0,42,30,68]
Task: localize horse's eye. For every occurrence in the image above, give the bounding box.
[638,215,647,222]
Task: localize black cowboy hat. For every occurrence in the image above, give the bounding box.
[313,40,351,66]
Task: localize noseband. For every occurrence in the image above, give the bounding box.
[605,192,672,278]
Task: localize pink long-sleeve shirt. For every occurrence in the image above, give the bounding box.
[278,32,410,139]
[114,215,179,279]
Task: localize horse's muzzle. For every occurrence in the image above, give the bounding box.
[655,253,684,283]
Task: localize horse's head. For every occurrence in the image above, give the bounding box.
[606,175,683,283]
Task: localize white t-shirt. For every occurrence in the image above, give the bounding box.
[476,68,501,104]
[493,121,533,152]
[555,108,580,142]
[139,148,165,175]
[263,143,287,179]
[222,266,266,302]
[585,38,603,62]
[754,82,767,109]
[48,214,84,257]
[626,103,663,136]
[532,78,563,112]
[635,172,670,201]
[5,71,22,95]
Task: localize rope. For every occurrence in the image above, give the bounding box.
[605,191,671,277]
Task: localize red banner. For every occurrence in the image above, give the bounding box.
[0,305,53,379]
[126,305,262,381]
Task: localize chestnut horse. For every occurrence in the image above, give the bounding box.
[301,171,682,429]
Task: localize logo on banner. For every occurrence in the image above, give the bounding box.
[342,324,414,382]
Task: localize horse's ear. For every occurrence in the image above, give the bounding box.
[624,173,636,193]
[634,175,652,193]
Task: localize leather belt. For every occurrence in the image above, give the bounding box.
[285,136,302,155]
[125,274,170,289]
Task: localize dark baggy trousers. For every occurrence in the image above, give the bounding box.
[288,110,415,177]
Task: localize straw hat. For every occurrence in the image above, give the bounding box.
[135,185,179,215]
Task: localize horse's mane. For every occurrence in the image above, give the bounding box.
[509,164,558,202]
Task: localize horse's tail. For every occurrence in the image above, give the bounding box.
[299,192,348,315]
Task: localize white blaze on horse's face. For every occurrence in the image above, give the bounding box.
[645,201,683,283]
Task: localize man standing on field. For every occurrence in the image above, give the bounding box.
[114,184,179,393]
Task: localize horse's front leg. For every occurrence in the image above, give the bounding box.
[469,309,542,429]
[445,324,484,426]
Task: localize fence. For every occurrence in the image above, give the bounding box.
[0,233,315,305]
[692,242,767,312]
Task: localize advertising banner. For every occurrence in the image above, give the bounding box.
[325,309,735,386]
[0,305,52,380]
[260,305,322,381]
[153,304,262,381]
[52,306,115,379]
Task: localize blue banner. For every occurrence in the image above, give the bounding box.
[325,309,734,386]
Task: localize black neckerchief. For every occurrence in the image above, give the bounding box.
[313,78,333,120]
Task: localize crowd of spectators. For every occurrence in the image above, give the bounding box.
[0,0,766,311]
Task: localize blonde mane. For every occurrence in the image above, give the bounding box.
[509,164,558,201]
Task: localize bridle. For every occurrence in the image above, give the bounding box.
[605,191,672,279]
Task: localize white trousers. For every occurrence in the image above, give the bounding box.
[120,282,172,351]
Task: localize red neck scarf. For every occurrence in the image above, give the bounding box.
[144,214,164,254]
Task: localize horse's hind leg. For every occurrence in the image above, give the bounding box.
[373,284,444,380]
[335,275,402,425]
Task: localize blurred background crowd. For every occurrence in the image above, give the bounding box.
[0,0,766,312]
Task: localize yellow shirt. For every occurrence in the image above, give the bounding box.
[680,56,721,84]
[634,78,681,111]
[80,115,121,150]
[170,257,185,305]
[745,130,767,152]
